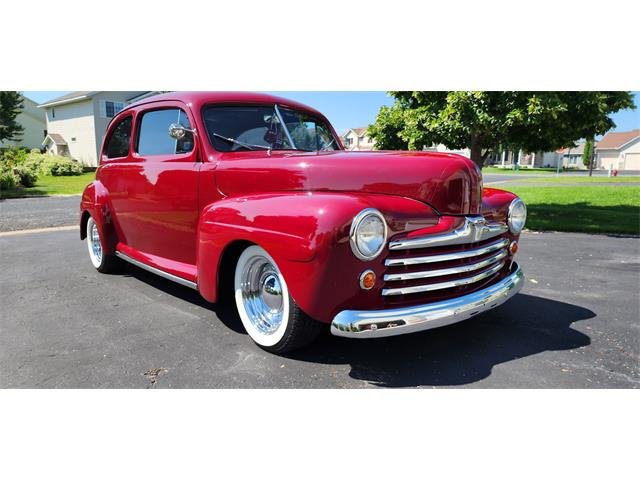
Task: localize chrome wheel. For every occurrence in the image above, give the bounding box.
[234,245,290,347]
[240,257,284,334]
[86,217,103,268]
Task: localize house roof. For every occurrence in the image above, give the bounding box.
[345,127,368,137]
[557,140,596,155]
[37,91,156,108]
[596,129,640,150]
[38,91,95,108]
[43,133,67,146]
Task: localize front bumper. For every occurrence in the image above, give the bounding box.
[330,262,524,338]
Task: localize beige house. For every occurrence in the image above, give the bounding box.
[38,91,157,166]
[425,144,472,158]
[343,128,376,151]
[550,141,593,170]
[0,95,46,150]
[595,129,640,170]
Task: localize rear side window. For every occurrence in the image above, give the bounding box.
[137,108,194,156]
[105,116,132,159]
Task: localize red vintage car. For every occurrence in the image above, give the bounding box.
[80,92,526,353]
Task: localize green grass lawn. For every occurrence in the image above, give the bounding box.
[507,186,640,235]
[483,167,555,174]
[0,172,95,198]
[516,176,640,184]
[3,172,638,235]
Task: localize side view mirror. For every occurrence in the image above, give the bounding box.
[168,123,194,140]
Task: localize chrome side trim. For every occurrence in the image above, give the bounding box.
[115,251,198,290]
[383,249,508,281]
[381,261,504,296]
[331,263,523,338]
[385,238,508,267]
[389,216,508,250]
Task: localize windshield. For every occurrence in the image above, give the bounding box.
[202,105,340,152]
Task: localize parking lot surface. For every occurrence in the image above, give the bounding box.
[1,228,638,388]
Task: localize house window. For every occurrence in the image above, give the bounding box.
[345,138,352,146]
[358,135,364,142]
[51,108,55,119]
[101,100,126,119]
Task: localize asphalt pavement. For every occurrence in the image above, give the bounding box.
[0,195,81,232]
[1,228,638,388]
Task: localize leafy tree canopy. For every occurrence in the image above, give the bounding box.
[0,91,25,144]
[368,91,635,168]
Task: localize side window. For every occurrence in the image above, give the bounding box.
[137,108,194,156]
[105,116,132,159]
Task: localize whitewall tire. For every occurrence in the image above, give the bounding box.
[86,216,119,273]
[234,245,322,353]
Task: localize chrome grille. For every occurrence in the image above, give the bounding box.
[382,218,510,298]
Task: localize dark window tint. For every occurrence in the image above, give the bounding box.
[137,109,193,156]
[105,116,132,159]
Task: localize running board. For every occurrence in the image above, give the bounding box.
[115,251,198,290]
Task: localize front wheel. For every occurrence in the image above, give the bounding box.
[234,245,323,353]
[86,216,120,273]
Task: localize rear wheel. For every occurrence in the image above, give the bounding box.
[86,216,120,273]
[234,245,322,353]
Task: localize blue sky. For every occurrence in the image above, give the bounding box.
[23,91,639,135]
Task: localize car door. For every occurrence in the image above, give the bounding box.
[107,102,200,269]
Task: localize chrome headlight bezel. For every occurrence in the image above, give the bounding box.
[349,208,388,261]
[508,197,527,234]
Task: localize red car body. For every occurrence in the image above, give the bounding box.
[81,92,524,344]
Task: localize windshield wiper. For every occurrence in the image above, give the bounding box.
[212,132,270,151]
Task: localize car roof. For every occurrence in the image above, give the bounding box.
[126,91,325,118]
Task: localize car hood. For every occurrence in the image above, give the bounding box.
[215,150,482,215]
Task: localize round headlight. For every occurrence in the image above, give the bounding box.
[508,198,527,234]
[350,209,387,261]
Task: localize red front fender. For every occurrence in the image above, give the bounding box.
[79,180,118,255]
[196,192,436,322]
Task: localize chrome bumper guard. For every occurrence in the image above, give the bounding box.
[331,263,524,338]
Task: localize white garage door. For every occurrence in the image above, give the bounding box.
[624,153,640,170]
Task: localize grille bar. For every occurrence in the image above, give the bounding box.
[381,261,505,296]
[385,238,508,267]
[384,249,508,282]
[389,216,508,250]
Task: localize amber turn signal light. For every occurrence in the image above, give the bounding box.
[359,270,376,290]
[509,241,518,255]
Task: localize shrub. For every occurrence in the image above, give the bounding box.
[23,152,84,176]
[46,157,84,176]
[13,164,39,187]
[1,146,27,165]
[0,170,18,190]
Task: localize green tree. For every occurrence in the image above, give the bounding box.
[582,138,594,170]
[0,91,25,144]
[368,92,635,168]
